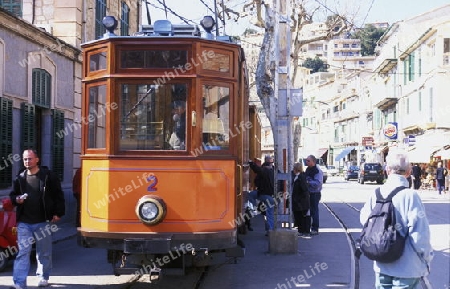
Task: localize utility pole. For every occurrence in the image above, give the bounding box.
[268,0,302,254]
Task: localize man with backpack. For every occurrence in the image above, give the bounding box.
[359,149,433,289]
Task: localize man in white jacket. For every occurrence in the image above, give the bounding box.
[360,148,433,289]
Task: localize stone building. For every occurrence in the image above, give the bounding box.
[0,1,141,222]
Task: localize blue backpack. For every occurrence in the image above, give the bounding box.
[359,186,407,263]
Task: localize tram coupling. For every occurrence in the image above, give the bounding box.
[192,248,211,267]
[149,266,162,283]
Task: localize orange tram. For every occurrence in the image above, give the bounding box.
[77,16,261,278]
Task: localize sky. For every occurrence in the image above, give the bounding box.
[362,0,450,24]
[143,0,450,35]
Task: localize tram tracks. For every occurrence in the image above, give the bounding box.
[323,201,361,289]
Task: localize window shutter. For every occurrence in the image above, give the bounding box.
[120,2,130,36]
[32,68,51,108]
[21,102,36,152]
[52,109,65,181]
[0,0,22,17]
[95,0,107,39]
[0,97,13,188]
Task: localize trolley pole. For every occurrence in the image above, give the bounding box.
[268,0,302,254]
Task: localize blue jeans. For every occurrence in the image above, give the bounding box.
[437,179,445,194]
[258,194,275,231]
[247,190,258,207]
[14,222,53,288]
[375,272,420,289]
[309,192,321,232]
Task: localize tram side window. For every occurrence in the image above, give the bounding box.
[89,51,107,72]
[119,83,187,151]
[87,85,106,148]
[202,85,229,151]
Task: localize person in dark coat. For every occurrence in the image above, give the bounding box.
[249,160,275,235]
[292,162,311,237]
[411,163,422,190]
[435,161,448,195]
[72,167,82,227]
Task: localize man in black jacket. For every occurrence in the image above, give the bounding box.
[435,161,448,195]
[411,163,422,190]
[9,149,65,289]
[249,159,275,235]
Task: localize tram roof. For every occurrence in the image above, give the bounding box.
[82,19,239,47]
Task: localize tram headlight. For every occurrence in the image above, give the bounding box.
[102,16,118,35]
[200,16,215,33]
[135,195,166,225]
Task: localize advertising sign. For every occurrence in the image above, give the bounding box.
[383,122,398,140]
[408,135,416,146]
[362,137,374,146]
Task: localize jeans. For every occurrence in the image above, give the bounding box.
[13,222,53,288]
[309,192,321,232]
[437,179,445,194]
[375,272,420,289]
[258,194,275,231]
[247,190,258,207]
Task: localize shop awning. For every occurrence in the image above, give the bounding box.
[434,148,450,159]
[335,146,356,161]
[299,148,328,158]
[407,145,440,163]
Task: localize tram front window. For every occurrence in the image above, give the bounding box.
[87,84,107,148]
[119,83,187,151]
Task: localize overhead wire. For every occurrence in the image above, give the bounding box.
[150,0,196,25]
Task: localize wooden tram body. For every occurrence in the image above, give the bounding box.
[78,19,260,276]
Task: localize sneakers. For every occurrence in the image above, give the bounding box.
[9,285,24,289]
[310,230,319,236]
[298,233,312,238]
[38,279,49,287]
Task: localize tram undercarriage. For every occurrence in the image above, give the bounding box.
[78,231,245,281]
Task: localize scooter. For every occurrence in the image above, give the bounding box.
[0,197,18,271]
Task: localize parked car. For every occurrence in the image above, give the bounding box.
[300,158,328,183]
[344,165,359,181]
[358,162,385,184]
[327,165,339,176]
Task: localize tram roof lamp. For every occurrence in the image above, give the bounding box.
[200,16,215,33]
[102,16,118,36]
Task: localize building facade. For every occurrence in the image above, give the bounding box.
[301,4,450,175]
[0,1,141,218]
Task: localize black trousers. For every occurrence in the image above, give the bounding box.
[413,178,421,190]
[293,210,311,234]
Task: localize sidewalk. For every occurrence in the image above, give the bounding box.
[417,189,450,202]
[201,210,353,289]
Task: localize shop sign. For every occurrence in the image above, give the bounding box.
[362,137,374,146]
[383,122,398,140]
[408,135,416,146]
